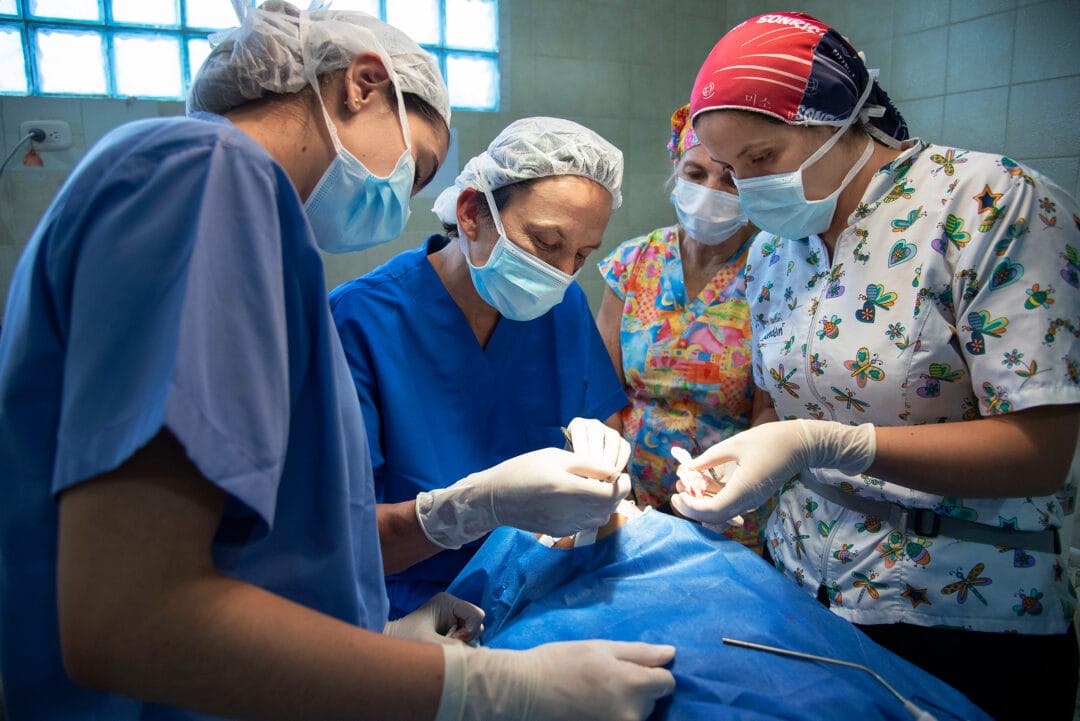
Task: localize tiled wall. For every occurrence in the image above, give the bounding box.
[0,0,1078,319]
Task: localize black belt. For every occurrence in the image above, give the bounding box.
[807,480,1060,554]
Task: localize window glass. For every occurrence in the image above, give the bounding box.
[35,28,106,94]
[446,0,496,50]
[112,0,178,26]
[0,25,26,93]
[9,1,499,110]
[185,0,242,30]
[115,34,181,97]
[385,0,438,44]
[327,0,380,15]
[447,53,496,110]
[28,0,99,21]
[187,36,212,85]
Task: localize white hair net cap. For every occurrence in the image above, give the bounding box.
[432,117,624,225]
[187,0,449,125]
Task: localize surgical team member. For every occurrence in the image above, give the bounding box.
[330,117,632,619]
[597,103,772,553]
[673,11,1079,720]
[0,3,674,720]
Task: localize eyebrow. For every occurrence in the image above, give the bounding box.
[710,140,771,168]
[735,140,772,160]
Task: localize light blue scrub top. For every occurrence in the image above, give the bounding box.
[329,234,628,619]
[0,113,387,719]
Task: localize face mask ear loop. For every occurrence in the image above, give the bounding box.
[300,11,345,156]
[476,166,508,240]
[835,136,875,195]
[476,166,576,283]
[458,164,505,270]
[800,78,876,173]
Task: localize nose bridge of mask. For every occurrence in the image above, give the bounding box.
[477,176,578,282]
[676,177,742,215]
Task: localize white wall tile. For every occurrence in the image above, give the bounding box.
[530,0,630,64]
[893,0,953,34]
[897,96,946,143]
[1012,0,1080,83]
[888,28,949,102]
[857,38,895,91]
[942,87,1009,154]
[1006,76,1080,158]
[951,0,1017,22]
[946,13,1014,93]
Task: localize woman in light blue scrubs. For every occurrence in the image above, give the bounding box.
[0,4,673,721]
[331,118,632,619]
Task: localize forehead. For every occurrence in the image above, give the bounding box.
[694,111,794,155]
[502,175,613,239]
[506,175,611,212]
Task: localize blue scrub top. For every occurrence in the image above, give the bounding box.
[329,234,628,618]
[0,113,387,719]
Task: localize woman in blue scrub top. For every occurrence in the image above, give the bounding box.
[0,4,674,721]
[330,117,633,619]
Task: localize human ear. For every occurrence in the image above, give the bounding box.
[456,188,483,240]
[343,51,392,111]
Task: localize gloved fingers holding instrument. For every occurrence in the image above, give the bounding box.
[670,420,877,527]
[416,447,631,550]
[383,591,485,645]
[566,416,631,477]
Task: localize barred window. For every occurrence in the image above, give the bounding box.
[0,0,499,110]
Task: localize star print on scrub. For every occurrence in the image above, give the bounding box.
[746,140,1080,634]
[600,226,772,551]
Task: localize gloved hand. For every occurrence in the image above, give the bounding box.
[565,417,631,478]
[383,592,484,645]
[416,448,631,549]
[435,640,676,721]
[670,420,876,527]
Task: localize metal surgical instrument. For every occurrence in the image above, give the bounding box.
[722,638,940,721]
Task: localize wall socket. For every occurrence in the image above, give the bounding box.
[19,120,72,151]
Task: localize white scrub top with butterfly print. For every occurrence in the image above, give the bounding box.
[745,139,1080,633]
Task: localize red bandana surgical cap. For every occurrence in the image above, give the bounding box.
[690,12,908,147]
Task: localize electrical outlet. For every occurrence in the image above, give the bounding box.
[19,120,72,151]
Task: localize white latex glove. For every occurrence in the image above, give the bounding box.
[416,448,631,549]
[670,420,876,527]
[383,592,484,645]
[436,640,676,721]
[566,417,631,477]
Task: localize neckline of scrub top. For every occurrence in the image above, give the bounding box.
[671,228,750,316]
[422,234,518,359]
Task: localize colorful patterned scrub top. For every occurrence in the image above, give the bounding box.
[746,140,1080,633]
[599,225,769,549]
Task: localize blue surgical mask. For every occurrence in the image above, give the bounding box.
[733,78,879,240]
[670,177,748,245]
[461,185,577,321]
[304,86,415,253]
[734,131,874,240]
